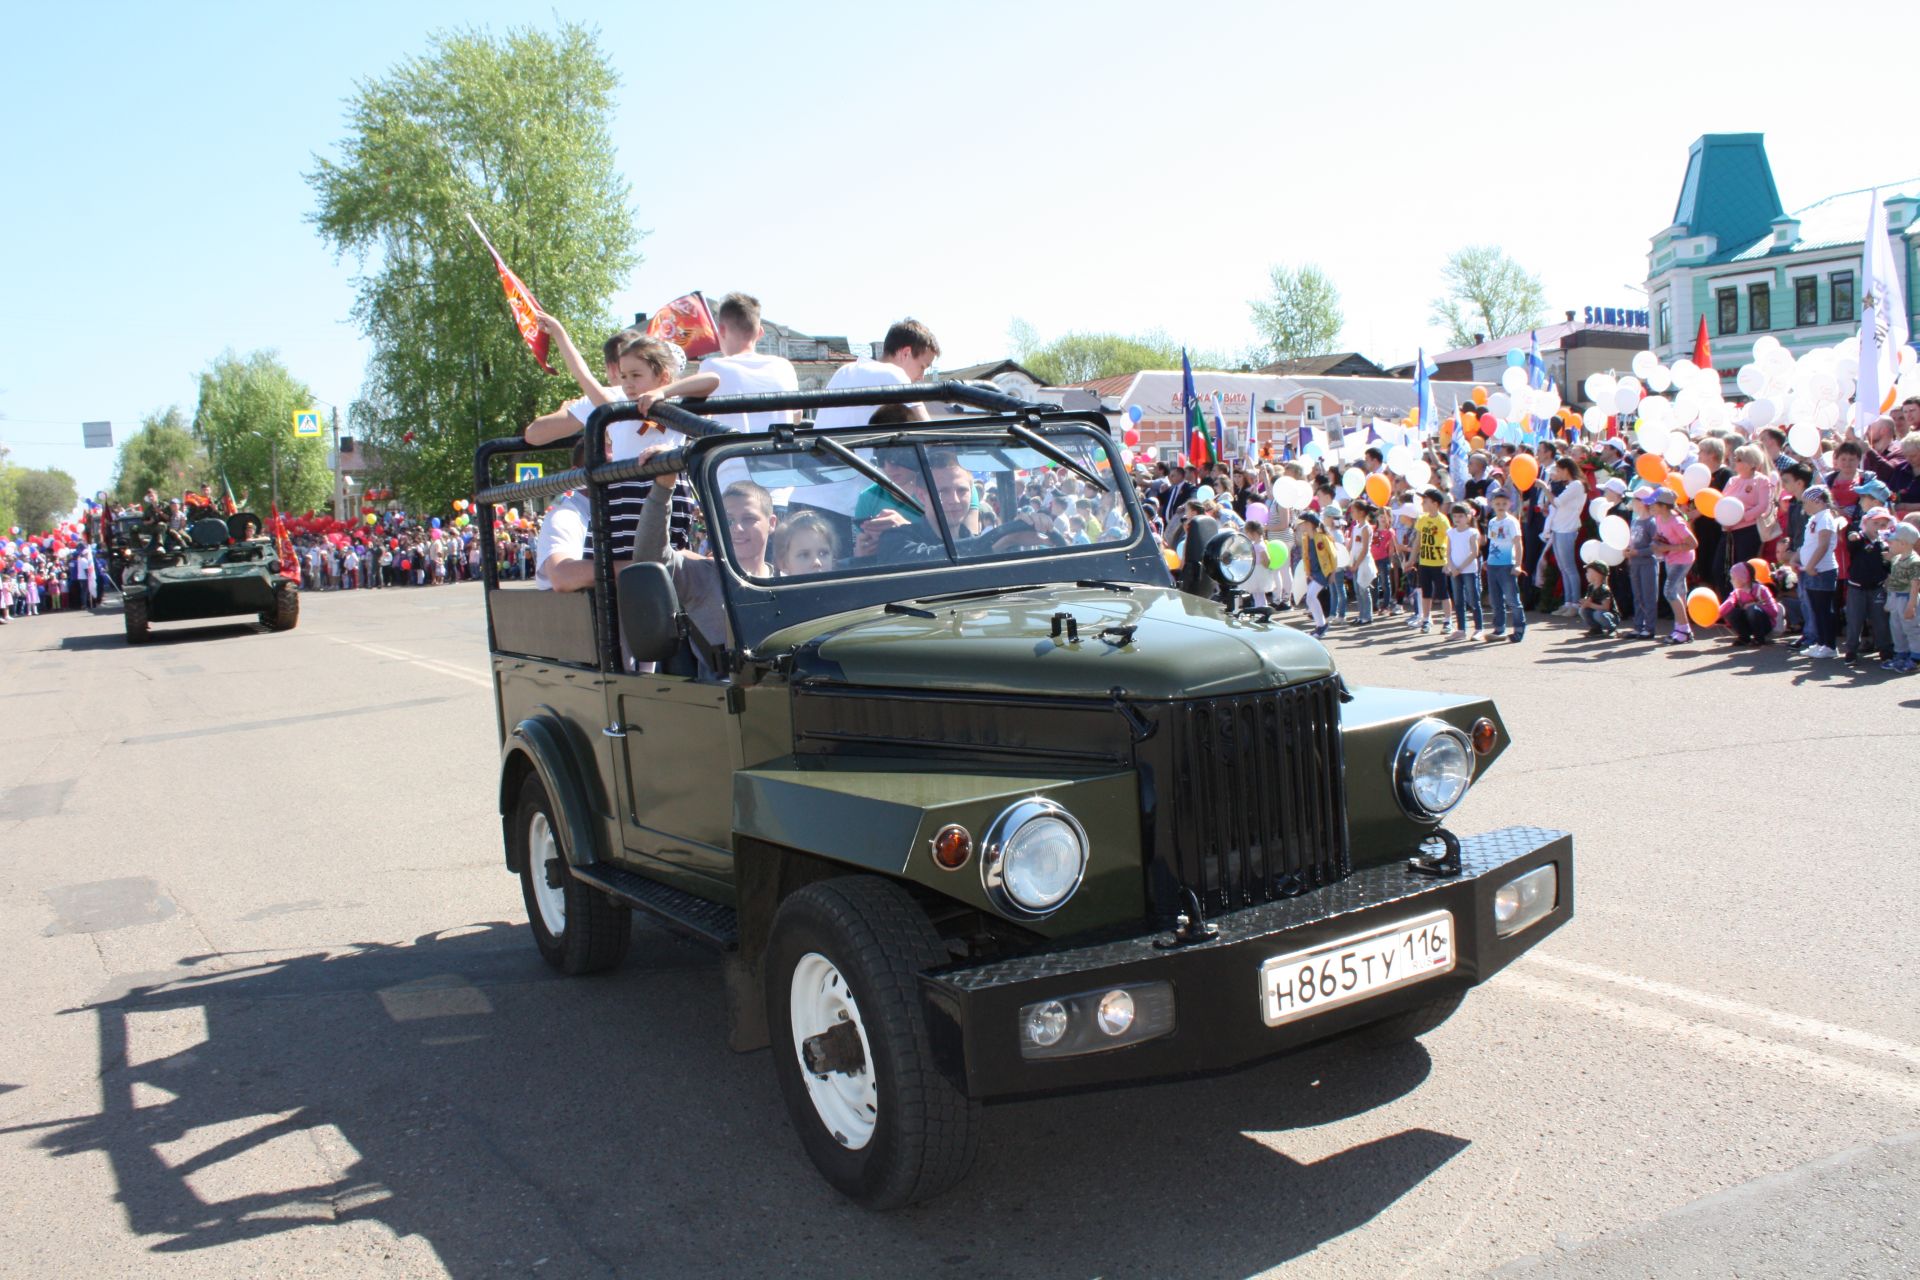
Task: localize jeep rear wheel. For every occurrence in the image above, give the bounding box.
[511,774,630,974]
[124,593,150,644]
[766,877,979,1210]
[261,581,299,631]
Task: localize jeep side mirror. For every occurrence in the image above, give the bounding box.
[616,562,682,664]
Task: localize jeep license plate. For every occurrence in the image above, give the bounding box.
[1259,910,1455,1028]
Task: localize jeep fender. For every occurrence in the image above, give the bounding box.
[500,712,605,872]
[732,764,1141,939]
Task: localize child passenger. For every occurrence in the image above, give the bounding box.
[770,511,839,577]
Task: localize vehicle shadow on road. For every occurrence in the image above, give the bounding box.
[14,922,1460,1279]
[56,624,262,651]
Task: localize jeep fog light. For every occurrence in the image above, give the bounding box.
[1494,864,1558,938]
[983,799,1088,917]
[1018,982,1174,1060]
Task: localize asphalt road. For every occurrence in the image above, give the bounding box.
[1,585,1915,1279]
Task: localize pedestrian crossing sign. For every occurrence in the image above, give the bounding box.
[293,409,322,438]
[515,463,544,483]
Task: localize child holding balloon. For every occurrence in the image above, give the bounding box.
[1715,559,1782,646]
[1651,488,1698,644]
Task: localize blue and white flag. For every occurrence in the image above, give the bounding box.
[1447,399,1470,499]
[1414,348,1437,437]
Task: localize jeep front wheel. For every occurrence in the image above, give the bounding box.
[765,877,979,1209]
[511,774,630,974]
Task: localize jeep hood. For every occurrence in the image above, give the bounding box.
[766,585,1334,700]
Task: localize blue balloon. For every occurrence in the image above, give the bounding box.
[1127,404,1144,424]
[1303,441,1325,458]
[1506,350,1526,367]
[430,517,441,529]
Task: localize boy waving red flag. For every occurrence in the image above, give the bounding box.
[465,212,555,374]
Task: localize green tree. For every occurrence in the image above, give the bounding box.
[307,23,638,511]
[1249,264,1344,362]
[10,465,78,532]
[193,350,329,513]
[1431,245,1547,349]
[111,406,209,505]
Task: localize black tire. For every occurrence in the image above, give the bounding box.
[511,774,630,975]
[765,877,979,1210]
[124,593,151,644]
[1347,988,1466,1049]
[262,581,299,631]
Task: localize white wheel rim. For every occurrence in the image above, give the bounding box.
[789,952,878,1150]
[527,811,566,938]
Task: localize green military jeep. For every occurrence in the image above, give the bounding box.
[475,384,1571,1209]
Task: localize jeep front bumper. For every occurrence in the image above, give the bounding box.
[920,825,1571,1100]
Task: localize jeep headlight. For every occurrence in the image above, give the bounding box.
[1206,531,1256,586]
[982,798,1088,917]
[1394,718,1473,821]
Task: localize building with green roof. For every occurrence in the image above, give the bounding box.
[1645,133,1919,386]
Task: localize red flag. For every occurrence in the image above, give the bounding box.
[269,504,298,580]
[646,292,721,359]
[464,212,555,374]
[1691,314,1711,371]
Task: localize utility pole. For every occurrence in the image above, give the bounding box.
[271,437,281,514]
[331,406,343,522]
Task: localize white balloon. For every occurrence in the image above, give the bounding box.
[1663,431,1691,467]
[1488,391,1513,420]
[1668,359,1696,390]
[1618,375,1643,399]
[1839,335,1861,361]
[1385,444,1412,476]
[1615,384,1643,414]
[1589,496,1614,523]
[1745,398,1776,428]
[1533,387,1562,418]
[1636,418,1666,454]
[1631,350,1659,380]
[1735,364,1766,398]
[1814,401,1839,430]
[1764,347,1796,376]
[1502,366,1529,396]
[1600,514,1630,550]
[1647,364,1673,393]
[1683,462,1712,493]
[1714,495,1746,528]
[1752,335,1783,363]
[1584,373,1617,404]
[1404,458,1432,488]
[1670,389,1702,427]
[1579,538,1605,565]
[1787,422,1819,457]
[1595,542,1626,567]
[1341,466,1364,498]
[1637,395,1672,427]
[1898,369,1920,400]
[1290,559,1309,596]
[1837,355,1861,383]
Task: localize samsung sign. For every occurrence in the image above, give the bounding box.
[1584,306,1650,329]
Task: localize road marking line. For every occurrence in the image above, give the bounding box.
[1527,952,1920,1069]
[328,636,491,688]
[1502,971,1920,1110]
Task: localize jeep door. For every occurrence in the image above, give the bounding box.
[607,669,735,894]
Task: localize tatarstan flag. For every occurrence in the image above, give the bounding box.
[1182,348,1215,465]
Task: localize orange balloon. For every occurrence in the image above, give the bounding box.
[1635,454,1668,484]
[1567,412,1584,430]
[1693,486,1721,518]
[1440,420,1454,446]
[1509,453,1540,490]
[1472,386,1489,406]
[1365,473,1391,506]
[1162,546,1181,572]
[1667,474,1688,502]
[1686,587,1721,629]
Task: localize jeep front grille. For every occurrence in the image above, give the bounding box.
[1144,676,1350,917]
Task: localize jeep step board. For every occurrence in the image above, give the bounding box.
[571,862,739,948]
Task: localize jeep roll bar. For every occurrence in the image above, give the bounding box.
[473,381,1055,673]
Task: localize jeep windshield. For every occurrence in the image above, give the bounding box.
[706,424,1137,587]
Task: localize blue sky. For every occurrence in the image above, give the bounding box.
[2,0,1904,503]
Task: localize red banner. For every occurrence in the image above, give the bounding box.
[465,213,555,374]
[646,292,720,359]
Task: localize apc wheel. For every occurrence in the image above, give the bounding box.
[262,582,299,631]
[511,774,630,974]
[124,594,151,644]
[765,877,979,1210]
[1347,988,1466,1049]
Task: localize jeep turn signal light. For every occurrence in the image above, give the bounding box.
[931,824,972,871]
[1471,717,1498,755]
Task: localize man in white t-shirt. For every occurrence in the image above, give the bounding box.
[812,318,942,429]
[534,490,593,592]
[622,292,799,433]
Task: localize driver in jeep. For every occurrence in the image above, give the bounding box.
[856,450,1054,563]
